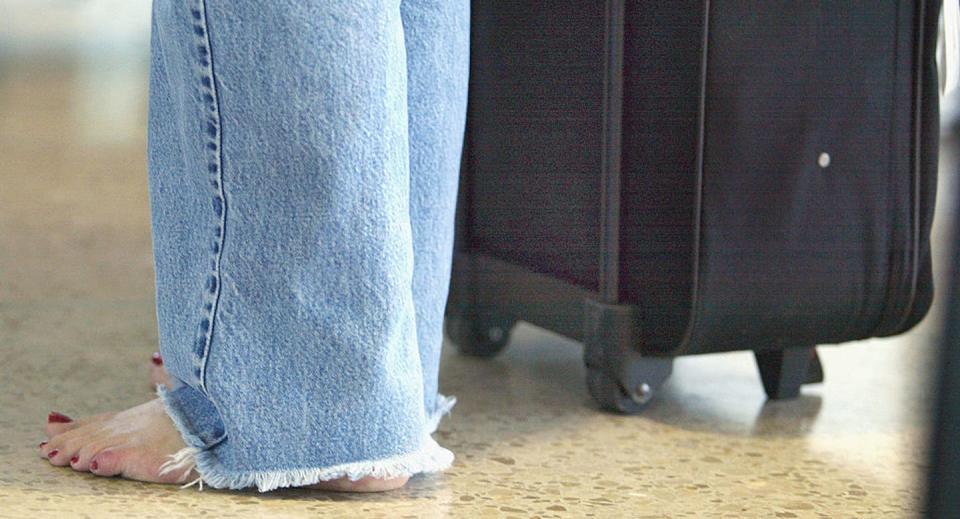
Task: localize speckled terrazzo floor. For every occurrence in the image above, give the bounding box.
[1,51,957,518]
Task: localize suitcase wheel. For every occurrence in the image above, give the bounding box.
[444,313,515,358]
[586,368,653,415]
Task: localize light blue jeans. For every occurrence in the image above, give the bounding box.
[146,0,469,492]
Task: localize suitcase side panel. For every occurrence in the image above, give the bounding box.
[692,1,922,353]
[621,1,938,355]
[464,1,607,292]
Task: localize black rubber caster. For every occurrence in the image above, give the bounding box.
[755,346,823,400]
[587,368,648,414]
[444,313,515,357]
[805,349,824,384]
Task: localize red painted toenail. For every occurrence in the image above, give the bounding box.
[90,460,98,471]
[70,455,79,464]
[151,351,163,365]
[48,449,58,458]
[48,412,73,423]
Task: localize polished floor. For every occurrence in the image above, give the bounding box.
[1,51,957,519]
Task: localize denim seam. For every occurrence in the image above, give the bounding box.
[189,0,228,396]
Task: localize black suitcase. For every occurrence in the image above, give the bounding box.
[444,0,942,413]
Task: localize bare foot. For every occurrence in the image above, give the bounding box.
[41,399,410,492]
[40,399,199,484]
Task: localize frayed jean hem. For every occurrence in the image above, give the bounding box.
[425,394,457,435]
[155,384,457,492]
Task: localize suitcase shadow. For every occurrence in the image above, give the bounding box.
[639,388,824,439]
[634,352,825,438]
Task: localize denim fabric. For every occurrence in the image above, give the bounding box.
[146,0,469,492]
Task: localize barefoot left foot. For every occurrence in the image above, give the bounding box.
[40,399,197,484]
[41,399,411,491]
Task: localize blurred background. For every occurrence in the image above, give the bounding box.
[2,0,151,143]
[1,1,958,518]
[1,0,154,307]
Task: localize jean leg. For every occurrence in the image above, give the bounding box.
[399,0,471,432]
[147,0,452,492]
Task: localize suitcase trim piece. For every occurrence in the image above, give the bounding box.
[875,0,939,337]
[891,0,928,332]
[664,0,711,357]
[598,0,626,304]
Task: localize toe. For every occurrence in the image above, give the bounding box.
[42,420,111,464]
[43,444,70,466]
[44,429,95,467]
[44,411,114,439]
[44,412,78,437]
[40,433,67,462]
[71,439,112,472]
[89,448,123,478]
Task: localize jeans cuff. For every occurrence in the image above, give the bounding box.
[155,381,227,450]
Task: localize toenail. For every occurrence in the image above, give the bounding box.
[90,460,98,471]
[151,351,163,365]
[70,455,79,464]
[48,449,59,458]
[48,412,73,423]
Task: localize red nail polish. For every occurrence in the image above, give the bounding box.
[48,412,73,423]
[151,351,163,366]
[70,455,79,464]
[48,449,59,458]
[39,441,47,448]
[90,460,98,471]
